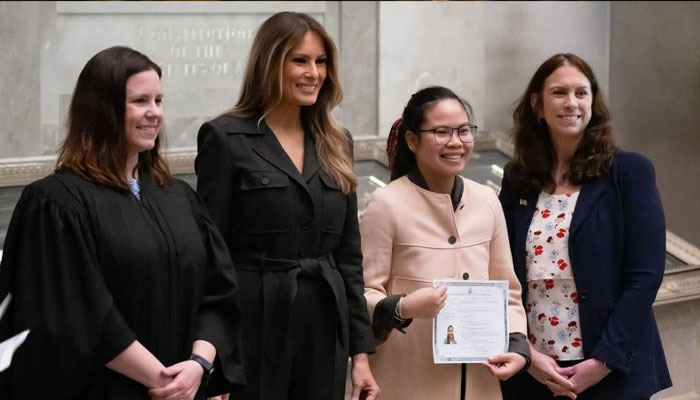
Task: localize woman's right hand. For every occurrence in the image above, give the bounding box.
[528,346,577,399]
[399,286,447,319]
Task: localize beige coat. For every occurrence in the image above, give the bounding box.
[361,176,527,400]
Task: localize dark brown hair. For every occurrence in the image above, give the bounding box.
[229,12,356,193]
[506,53,616,194]
[57,46,170,189]
[389,86,473,181]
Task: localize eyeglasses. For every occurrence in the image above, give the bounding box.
[418,124,478,145]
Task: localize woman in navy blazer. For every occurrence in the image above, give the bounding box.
[499,53,671,399]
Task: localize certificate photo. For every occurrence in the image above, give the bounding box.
[432,280,509,363]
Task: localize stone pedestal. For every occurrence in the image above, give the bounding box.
[653,270,700,400]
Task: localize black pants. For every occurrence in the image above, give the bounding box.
[234,275,347,400]
[501,359,650,400]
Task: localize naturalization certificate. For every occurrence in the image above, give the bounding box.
[432,279,508,363]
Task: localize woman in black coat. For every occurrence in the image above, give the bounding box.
[0,46,245,399]
[194,12,378,400]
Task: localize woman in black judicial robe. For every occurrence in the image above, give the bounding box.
[194,12,378,400]
[0,46,245,399]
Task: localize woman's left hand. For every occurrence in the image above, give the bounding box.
[485,353,527,380]
[350,353,380,400]
[555,358,610,394]
[148,360,203,400]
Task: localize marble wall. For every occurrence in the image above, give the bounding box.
[7,2,339,158]
[0,1,611,157]
[0,1,48,159]
[610,1,700,249]
[377,1,610,138]
[339,1,378,137]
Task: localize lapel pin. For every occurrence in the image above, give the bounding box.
[519,199,527,206]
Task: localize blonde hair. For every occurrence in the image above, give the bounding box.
[229,12,356,193]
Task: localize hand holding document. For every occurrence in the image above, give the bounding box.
[432,280,508,363]
[0,294,30,372]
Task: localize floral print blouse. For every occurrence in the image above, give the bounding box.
[525,191,583,360]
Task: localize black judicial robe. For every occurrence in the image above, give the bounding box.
[195,115,375,400]
[0,169,245,399]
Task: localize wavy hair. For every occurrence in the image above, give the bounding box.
[388,86,473,181]
[228,12,356,193]
[506,53,616,193]
[57,46,170,189]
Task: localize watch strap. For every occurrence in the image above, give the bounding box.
[190,353,214,384]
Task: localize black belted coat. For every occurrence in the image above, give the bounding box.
[194,114,375,399]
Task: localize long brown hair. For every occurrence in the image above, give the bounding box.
[228,12,356,193]
[506,53,616,194]
[57,46,170,189]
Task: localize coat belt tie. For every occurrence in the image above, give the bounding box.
[234,253,349,366]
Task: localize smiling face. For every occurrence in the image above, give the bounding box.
[125,69,163,158]
[406,98,473,188]
[534,65,592,143]
[281,30,327,108]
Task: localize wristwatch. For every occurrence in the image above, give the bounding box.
[190,354,215,385]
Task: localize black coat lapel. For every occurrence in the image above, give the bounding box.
[569,177,606,238]
[249,120,311,196]
[515,192,539,248]
[301,133,320,182]
[514,191,538,284]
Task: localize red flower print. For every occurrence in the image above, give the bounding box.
[557,213,566,219]
[537,313,546,322]
[542,209,551,218]
[549,316,560,326]
[557,259,568,270]
[546,236,553,244]
[534,245,544,256]
[571,292,579,304]
[552,354,560,360]
[562,345,569,353]
[572,338,582,347]
[528,334,537,345]
[544,279,554,289]
[556,228,567,238]
[547,340,556,345]
[534,230,542,236]
[568,321,577,328]
[531,283,538,289]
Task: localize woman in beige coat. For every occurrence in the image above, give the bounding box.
[361,86,529,400]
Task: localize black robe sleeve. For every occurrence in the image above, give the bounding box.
[0,178,136,396]
[181,183,246,395]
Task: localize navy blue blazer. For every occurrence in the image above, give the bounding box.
[499,151,671,399]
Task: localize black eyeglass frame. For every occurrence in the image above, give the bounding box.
[418,124,478,145]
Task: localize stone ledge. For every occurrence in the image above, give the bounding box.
[654,268,700,306]
[656,391,700,400]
